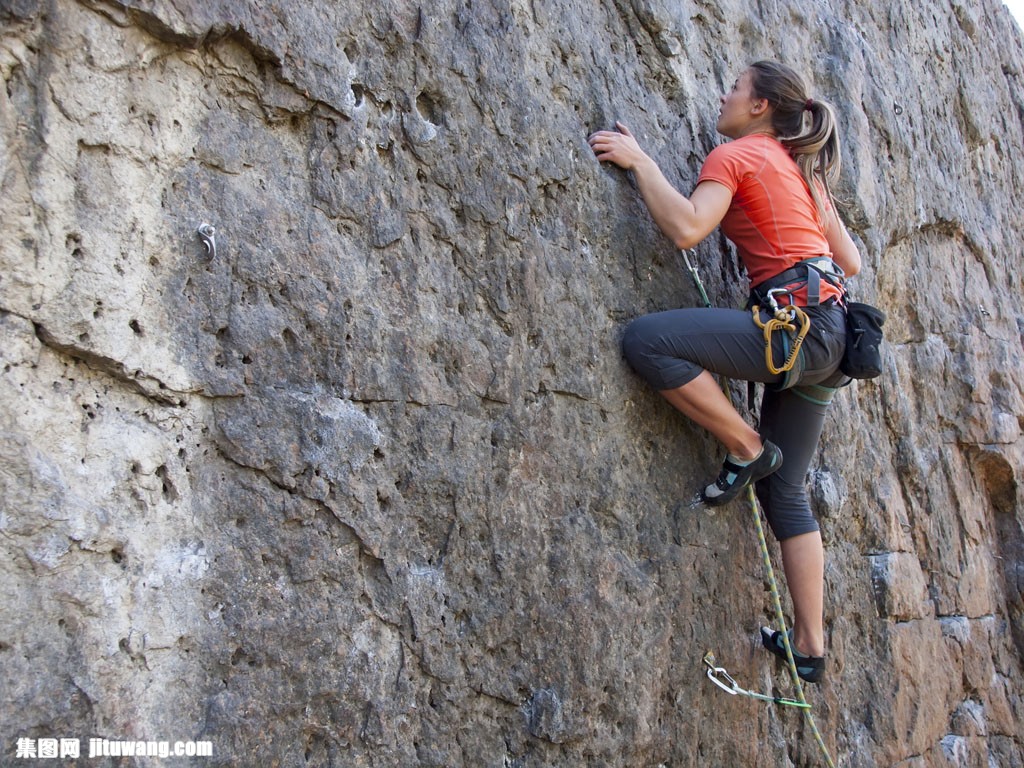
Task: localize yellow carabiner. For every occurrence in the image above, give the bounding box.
[751,304,811,375]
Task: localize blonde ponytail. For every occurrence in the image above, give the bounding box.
[748,61,842,220]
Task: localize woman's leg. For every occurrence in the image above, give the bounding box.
[622,307,782,458]
[780,531,825,657]
[659,372,762,459]
[624,305,842,661]
[756,386,832,658]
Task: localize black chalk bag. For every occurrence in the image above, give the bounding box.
[840,301,886,379]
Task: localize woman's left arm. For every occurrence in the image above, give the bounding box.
[589,122,731,250]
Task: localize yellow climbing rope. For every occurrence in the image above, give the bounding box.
[751,303,811,375]
[746,485,837,768]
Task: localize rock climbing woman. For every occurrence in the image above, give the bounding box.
[588,60,863,683]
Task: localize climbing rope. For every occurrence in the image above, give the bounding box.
[679,250,837,768]
[747,485,837,768]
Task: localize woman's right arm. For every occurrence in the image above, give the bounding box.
[824,209,862,277]
[588,122,731,250]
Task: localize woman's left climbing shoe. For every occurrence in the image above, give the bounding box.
[760,627,825,684]
[700,441,783,507]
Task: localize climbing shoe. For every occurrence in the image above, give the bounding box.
[700,440,783,507]
[760,627,825,684]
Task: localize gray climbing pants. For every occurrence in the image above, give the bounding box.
[621,302,848,540]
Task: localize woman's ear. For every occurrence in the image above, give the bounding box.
[750,98,770,116]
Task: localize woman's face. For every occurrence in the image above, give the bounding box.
[716,69,763,139]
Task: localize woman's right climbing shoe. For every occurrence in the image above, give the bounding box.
[700,440,783,507]
[760,627,825,684]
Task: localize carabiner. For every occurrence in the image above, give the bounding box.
[702,652,739,696]
[766,287,790,316]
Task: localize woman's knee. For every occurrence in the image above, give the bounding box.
[621,315,656,370]
[621,311,702,390]
[756,475,819,540]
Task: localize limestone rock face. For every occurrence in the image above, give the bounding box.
[2,0,1023,765]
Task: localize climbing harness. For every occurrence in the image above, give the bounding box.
[749,255,846,309]
[747,256,848,397]
[680,249,837,768]
[746,255,845,380]
[702,651,810,709]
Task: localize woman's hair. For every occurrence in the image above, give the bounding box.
[747,60,842,220]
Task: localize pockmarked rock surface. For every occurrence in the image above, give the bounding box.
[2,0,1023,765]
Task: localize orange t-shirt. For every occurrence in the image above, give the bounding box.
[697,133,841,305]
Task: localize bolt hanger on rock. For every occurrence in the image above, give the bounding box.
[197,223,217,259]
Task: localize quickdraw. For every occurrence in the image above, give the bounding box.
[702,651,811,709]
[751,288,811,375]
[680,248,712,308]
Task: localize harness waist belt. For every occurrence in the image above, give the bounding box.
[751,256,846,308]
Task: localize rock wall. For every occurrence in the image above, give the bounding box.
[2,0,1023,766]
